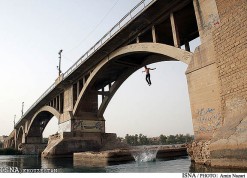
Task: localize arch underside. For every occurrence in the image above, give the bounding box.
[73,43,192,119]
[26,106,60,139]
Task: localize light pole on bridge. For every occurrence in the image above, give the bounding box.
[14,115,16,129]
[21,102,24,117]
[58,49,63,76]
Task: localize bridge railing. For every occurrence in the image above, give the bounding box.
[63,0,154,79]
[16,82,56,125]
[15,0,154,127]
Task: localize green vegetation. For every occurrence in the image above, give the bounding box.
[120,133,194,146]
[0,148,22,155]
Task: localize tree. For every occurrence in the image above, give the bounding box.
[124,133,194,146]
[134,134,138,145]
[184,134,194,143]
[166,135,176,144]
[117,137,124,142]
[159,134,167,145]
[175,134,186,144]
[125,134,132,145]
[139,134,149,145]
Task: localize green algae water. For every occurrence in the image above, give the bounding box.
[0,155,246,173]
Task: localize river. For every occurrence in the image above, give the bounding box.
[0,155,246,173]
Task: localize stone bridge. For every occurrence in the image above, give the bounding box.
[3,0,247,168]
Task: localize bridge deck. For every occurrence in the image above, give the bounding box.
[15,0,196,128]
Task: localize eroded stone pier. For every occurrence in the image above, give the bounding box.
[73,145,187,166]
[186,0,247,169]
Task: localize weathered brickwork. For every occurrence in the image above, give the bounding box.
[187,0,247,168]
[186,0,222,141]
[186,61,222,140]
[213,0,247,116]
[197,0,247,168]
[216,0,246,19]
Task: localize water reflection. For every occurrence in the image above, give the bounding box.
[190,161,247,173]
[42,157,73,169]
[0,155,41,169]
[73,159,109,168]
[42,157,108,172]
[1,155,247,173]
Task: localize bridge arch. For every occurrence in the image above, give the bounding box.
[109,43,192,65]
[26,106,60,143]
[73,43,193,118]
[16,126,24,149]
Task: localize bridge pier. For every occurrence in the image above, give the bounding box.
[41,132,121,158]
[26,136,43,144]
[186,0,247,169]
[21,144,47,155]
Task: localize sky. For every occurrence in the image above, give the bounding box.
[0,0,199,138]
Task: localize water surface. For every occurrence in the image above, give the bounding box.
[0,155,246,173]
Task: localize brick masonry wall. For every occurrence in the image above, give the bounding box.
[216,0,246,19]
[213,0,247,116]
[187,62,222,140]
